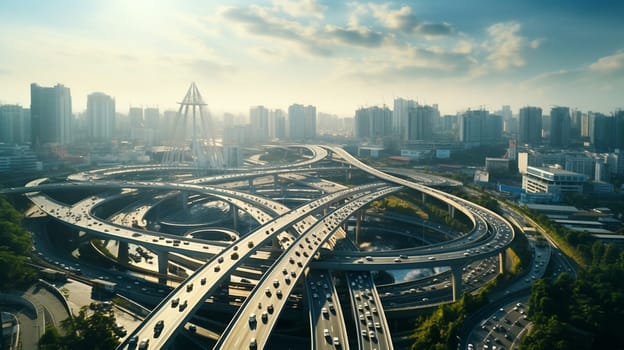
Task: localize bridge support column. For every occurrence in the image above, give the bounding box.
[345,168,352,184]
[231,206,238,231]
[451,265,463,301]
[157,250,168,285]
[421,192,426,203]
[498,251,505,274]
[117,241,129,266]
[355,211,362,245]
[248,178,254,192]
[273,174,279,190]
[181,191,188,211]
[448,204,455,218]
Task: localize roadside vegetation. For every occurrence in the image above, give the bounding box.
[520,243,624,349]
[0,195,36,290]
[38,306,121,350]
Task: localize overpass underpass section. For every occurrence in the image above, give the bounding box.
[306,270,350,350]
[347,272,393,350]
[117,183,392,350]
[214,186,401,350]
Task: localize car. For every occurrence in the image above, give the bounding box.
[179,300,188,311]
[273,279,280,288]
[428,256,436,260]
[189,324,196,332]
[186,284,193,292]
[249,313,256,325]
[171,298,180,307]
[261,312,268,323]
[322,307,329,317]
[249,338,257,350]
[276,290,283,298]
[200,277,206,285]
[265,288,271,296]
[324,328,330,338]
[154,320,164,332]
[138,338,149,350]
[267,304,274,314]
[333,337,340,346]
[128,335,138,347]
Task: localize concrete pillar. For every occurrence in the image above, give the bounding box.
[273,174,279,190]
[248,178,254,191]
[117,241,129,266]
[181,191,188,211]
[231,205,238,231]
[421,192,426,203]
[498,251,505,274]
[448,204,455,218]
[157,250,168,285]
[451,265,463,301]
[355,211,362,245]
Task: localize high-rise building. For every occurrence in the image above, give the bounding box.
[0,105,29,144]
[570,109,582,141]
[129,107,143,128]
[407,105,434,141]
[86,92,115,141]
[393,98,417,141]
[354,106,392,140]
[459,109,487,145]
[30,83,72,147]
[549,107,571,147]
[590,113,613,152]
[288,104,316,140]
[518,106,542,145]
[144,107,160,130]
[268,109,286,139]
[483,114,503,144]
[614,110,624,150]
[249,106,269,142]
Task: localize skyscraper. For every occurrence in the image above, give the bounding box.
[518,106,542,145]
[393,97,417,141]
[0,104,29,144]
[129,107,143,128]
[459,109,488,145]
[268,109,286,139]
[407,105,434,141]
[590,113,612,152]
[354,106,392,140]
[249,106,269,142]
[549,107,571,147]
[86,92,115,141]
[30,83,72,147]
[288,104,316,140]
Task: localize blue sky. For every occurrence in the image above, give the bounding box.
[1,0,623,116]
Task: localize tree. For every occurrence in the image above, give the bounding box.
[38,307,120,350]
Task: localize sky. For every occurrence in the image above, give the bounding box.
[0,0,623,117]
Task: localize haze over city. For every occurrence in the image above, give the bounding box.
[1,0,623,116]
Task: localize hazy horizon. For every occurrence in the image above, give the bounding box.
[1,0,623,117]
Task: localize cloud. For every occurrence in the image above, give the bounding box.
[324,25,386,48]
[190,59,237,79]
[365,3,454,36]
[272,0,326,19]
[483,21,533,71]
[589,50,624,72]
[419,22,454,36]
[220,6,304,42]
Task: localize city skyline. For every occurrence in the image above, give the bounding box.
[1,0,623,116]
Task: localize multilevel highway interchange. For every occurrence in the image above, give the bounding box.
[5,145,514,350]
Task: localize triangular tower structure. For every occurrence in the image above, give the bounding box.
[162,82,223,168]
